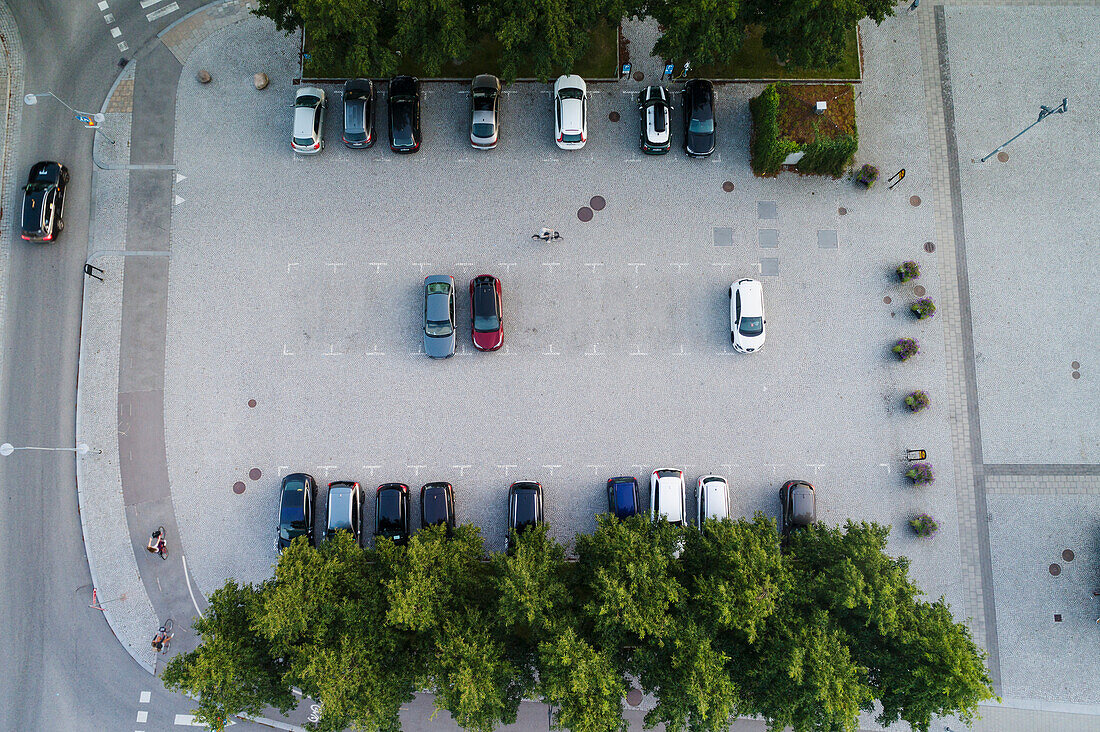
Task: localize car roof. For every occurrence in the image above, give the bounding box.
[390,75,418,95]
[344,78,372,96]
[472,74,500,91]
[555,74,586,92]
[296,86,324,101]
[655,476,684,522]
[327,485,354,527]
[701,479,729,519]
[293,106,316,138]
[788,483,816,525]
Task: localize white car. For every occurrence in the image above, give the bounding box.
[292,87,326,154]
[730,278,766,353]
[651,468,686,557]
[696,476,730,529]
[553,75,587,150]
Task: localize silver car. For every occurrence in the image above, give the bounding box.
[292,87,326,154]
[324,481,362,544]
[696,475,730,529]
[470,74,501,149]
[423,275,456,358]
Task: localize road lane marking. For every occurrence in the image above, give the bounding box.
[139,691,151,704]
[146,2,178,21]
[110,26,122,37]
[497,464,517,476]
[181,555,204,617]
[98,0,109,8]
[542,465,562,476]
[136,711,148,722]
[117,41,128,51]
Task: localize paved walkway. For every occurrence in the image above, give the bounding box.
[0,0,24,412]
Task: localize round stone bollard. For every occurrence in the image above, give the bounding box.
[253,73,269,90]
[197,69,212,84]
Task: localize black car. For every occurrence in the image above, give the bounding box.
[780,480,817,539]
[681,79,715,158]
[506,481,544,552]
[638,86,672,154]
[420,482,456,531]
[376,483,411,545]
[21,161,69,242]
[388,76,421,153]
[276,472,317,551]
[342,78,375,148]
[606,476,640,519]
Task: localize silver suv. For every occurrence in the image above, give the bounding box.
[292,87,326,154]
[325,481,362,544]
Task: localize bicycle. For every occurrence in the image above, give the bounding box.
[147,526,168,560]
[531,229,562,242]
[153,618,174,654]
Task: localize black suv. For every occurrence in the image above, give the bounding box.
[342,78,375,148]
[376,483,411,545]
[506,481,544,552]
[276,473,317,551]
[21,161,69,242]
[388,76,421,153]
[780,480,817,540]
[420,482,456,531]
[681,79,715,158]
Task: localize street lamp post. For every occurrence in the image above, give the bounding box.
[24,91,116,145]
[979,97,1068,163]
[0,442,100,456]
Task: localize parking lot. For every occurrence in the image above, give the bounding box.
[166,16,960,605]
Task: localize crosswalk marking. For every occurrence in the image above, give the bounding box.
[146,2,179,21]
[139,0,163,7]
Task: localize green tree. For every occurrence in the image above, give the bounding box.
[750,0,894,68]
[476,0,591,82]
[162,580,294,731]
[494,523,572,642]
[251,0,301,33]
[295,0,398,78]
[646,0,746,66]
[539,627,627,732]
[392,0,471,76]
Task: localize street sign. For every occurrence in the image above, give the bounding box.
[302,52,311,60]
[621,63,631,78]
[664,63,674,78]
[75,113,96,127]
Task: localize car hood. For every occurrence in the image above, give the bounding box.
[473,328,502,350]
[424,331,455,358]
[686,130,715,155]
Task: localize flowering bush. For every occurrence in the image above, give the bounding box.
[906,463,935,485]
[905,390,930,412]
[892,338,919,361]
[911,298,937,319]
[855,163,879,188]
[897,261,920,283]
[910,513,939,538]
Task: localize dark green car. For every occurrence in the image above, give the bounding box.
[277,473,316,551]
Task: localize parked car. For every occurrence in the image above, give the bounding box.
[420,481,456,531]
[376,483,411,545]
[20,161,69,242]
[651,469,686,556]
[638,86,671,154]
[388,75,421,153]
[291,86,326,154]
[681,79,715,157]
[553,75,587,150]
[324,481,362,544]
[606,476,640,519]
[470,74,501,149]
[424,275,457,358]
[506,481,544,552]
[342,78,375,148]
[470,274,503,351]
[276,472,317,551]
[780,480,817,539]
[696,475,730,529]
[730,278,766,353]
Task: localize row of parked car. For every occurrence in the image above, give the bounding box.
[275,470,818,552]
[293,74,720,155]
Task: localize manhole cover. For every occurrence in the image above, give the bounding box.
[722,181,734,192]
[1072,371,1080,380]
[1054,614,1062,622]
[608,111,620,122]
[233,481,246,494]
[997,152,1009,162]
[1071,361,1080,369]
[883,296,892,304]
[247,399,257,408]
[633,71,644,82]
[590,195,606,211]
[914,285,926,297]
[249,468,262,480]
[924,241,936,253]
[1063,549,1075,562]
[910,195,921,207]
[1049,563,1061,576]
[578,206,593,222]
[626,688,643,706]
[838,207,847,215]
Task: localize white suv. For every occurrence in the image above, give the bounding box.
[696,475,730,528]
[554,75,587,150]
[731,278,766,353]
[292,87,326,154]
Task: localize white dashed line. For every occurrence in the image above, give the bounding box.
[117,41,128,51]
[136,711,148,723]
[104,13,114,22]
[497,464,518,476]
[97,0,109,9]
[146,2,179,22]
[139,691,151,704]
[286,262,300,274]
[110,26,121,37]
[282,344,295,356]
[453,465,472,476]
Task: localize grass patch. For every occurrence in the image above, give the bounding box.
[775,84,855,145]
[303,20,618,80]
[692,25,859,80]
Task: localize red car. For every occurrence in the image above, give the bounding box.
[470,275,503,351]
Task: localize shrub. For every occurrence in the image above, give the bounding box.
[897,261,920,283]
[892,338,919,361]
[797,131,858,178]
[910,513,939,538]
[749,84,800,176]
[906,463,935,485]
[855,163,878,188]
[905,390,930,412]
[911,298,936,319]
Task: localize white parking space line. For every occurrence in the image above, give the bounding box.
[626,262,646,272]
[586,465,607,476]
[282,344,295,356]
[542,465,562,476]
[807,463,826,474]
[585,344,604,356]
[322,345,343,357]
[879,463,892,474]
[412,262,432,274]
[324,262,345,274]
[544,345,560,356]
[367,262,387,272]
[674,344,689,356]
[362,465,382,477]
[317,465,338,479]
[669,262,690,272]
[146,2,178,21]
[496,262,517,272]
[454,465,472,476]
[286,262,300,274]
[407,465,426,477]
[497,464,518,477]
[630,347,648,356]
[541,262,561,273]
[583,262,603,272]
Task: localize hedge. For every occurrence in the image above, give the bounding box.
[749,83,799,176]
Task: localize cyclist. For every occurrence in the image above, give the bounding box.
[151,631,168,653]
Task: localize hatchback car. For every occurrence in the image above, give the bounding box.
[506,481,544,552]
[470,74,501,149]
[420,482,456,531]
[21,161,69,242]
[638,86,671,154]
[276,472,317,551]
[696,475,730,529]
[650,469,686,526]
[388,75,421,153]
[376,483,411,545]
[780,480,817,539]
[682,79,715,157]
[342,78,374,148]
[730,278,766,353]
[292,87,326,154]
[470,274,503,351]
[606,476,640,519]
[424,275,457,358]
[553,75,587,150]
[324,481,362,544]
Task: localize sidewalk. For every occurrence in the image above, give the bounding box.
[0,0,25,412]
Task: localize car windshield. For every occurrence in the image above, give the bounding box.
[514,492,537,528]
[295,95,319,108]
[739,316,764,336]
[689,115,714,134]
[426,282,450,295]
[562,132,582,143]
[472,91,495,110]
[472,122,495,139]
[426,320,453,337]
[280,481,307,526]
[25,182,50,192]
[559,88,583,100]
[378,492,403,531]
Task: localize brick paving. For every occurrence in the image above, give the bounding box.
[105,78,133,114]
[159,0,251,64]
